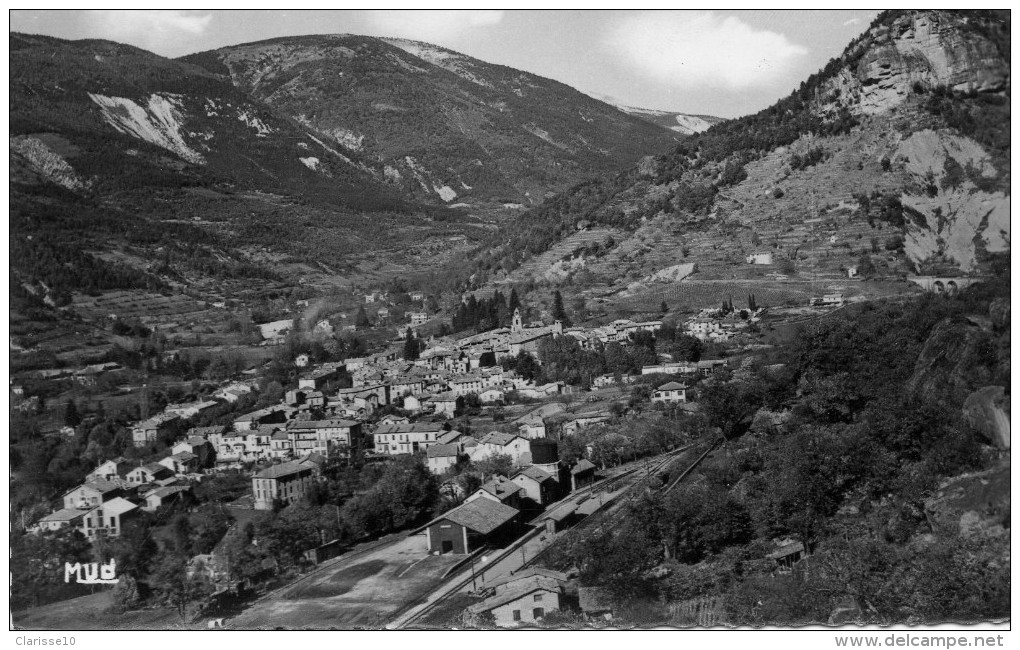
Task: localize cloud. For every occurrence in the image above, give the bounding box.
[362,10,504,43]
[608,11,808,90]
[87,10,212,54]
[843,18,862,26]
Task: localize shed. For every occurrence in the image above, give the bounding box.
[412,498,520,555]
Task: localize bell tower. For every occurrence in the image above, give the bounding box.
[511,308,523,333]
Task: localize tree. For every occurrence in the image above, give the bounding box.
[63,400,81,428]
[552,290,570,326]
[668,334,703,363]
[475,453,514,479]
[355,306,371,328]
[698,381,762,439]
[857,254,877,278]
[403,328,420,360]
[149,550,214,621]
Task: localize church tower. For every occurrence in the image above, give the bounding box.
[511,308,523,334]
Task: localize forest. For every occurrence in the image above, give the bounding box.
[536,270,1010,625]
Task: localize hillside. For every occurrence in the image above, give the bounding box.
[467,10,1010,320]
[181,35,678,205]
[9,32,499,314]
[616,105,725,135]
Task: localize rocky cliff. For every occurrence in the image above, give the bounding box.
[820,11,1009,116]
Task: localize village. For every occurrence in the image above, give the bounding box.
[15,286,808,625]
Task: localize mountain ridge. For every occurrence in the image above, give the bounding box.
[460,10,1009,317]
[180,34,680,204]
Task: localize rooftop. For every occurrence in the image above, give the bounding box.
[40,507,90,522]
[468,577,563,614]
[416,497,519,535]
[571,459,596,474]
[254,460,315,480]
[656,381,687,391]
[426,443,461,458]
[286,418,359,430]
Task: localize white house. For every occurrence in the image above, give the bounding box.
[651,381,688,404]
[746,252,774,265]
[469,432,532,467]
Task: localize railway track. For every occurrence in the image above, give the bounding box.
[392,446,691,628]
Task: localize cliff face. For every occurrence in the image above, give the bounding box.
[823,11,1009,115]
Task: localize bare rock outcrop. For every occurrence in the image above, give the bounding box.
[962,386,1010,449]
[822,11,1009,115]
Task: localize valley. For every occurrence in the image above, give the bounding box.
[8,9,1011,632]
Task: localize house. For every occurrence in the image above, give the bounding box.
[516,415,546,440]
[213,383,254,403]
[233,405,289,431]
[377,414,410,427]
[426,443,462,475]
[570,459,597,491]
[269,430,294,459]
[175,431,218,462]
[164,401,218,419]
[847,265,859,278]
[466,576,565,627]
[403,394,425,413]
[158,451,199,474]
[142,485,192,512]
[820,293,845,306]
[768,540,807,572]
[286,419,362,457]
[408,312,429,327]
[511,466,559,507]
[80,497,139,538]
[428,392,463,418]
[413,498,520,554]
[687,319,724,341]
[298,367,338,391]
[62,479,125,510]
[746,252,773,265]
[469,432,531,467]
[467,476,526,510]
[86,457,134,482]
[373,421,445,455]
[652,381,688,404]
[479,388,505,404]
[37,508,89,533]
[517,382,563,399]
[312,319,335,338]
[561,412,611,437]
[131,413,180,447]
[252,460,318,510]
[126,462,175,485]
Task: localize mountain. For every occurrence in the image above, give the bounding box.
[614,105,725,135]
[181,35,678,205]
[9,31,489,317]
[468,10,1010,318]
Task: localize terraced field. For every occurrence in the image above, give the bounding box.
[71,290,214,322]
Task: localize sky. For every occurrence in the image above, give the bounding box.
[9,8,880,118]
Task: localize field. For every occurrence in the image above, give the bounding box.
[71,290,214,323]
[227,533,463,629]
[613,277,922,317]
[12,591,189,630]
